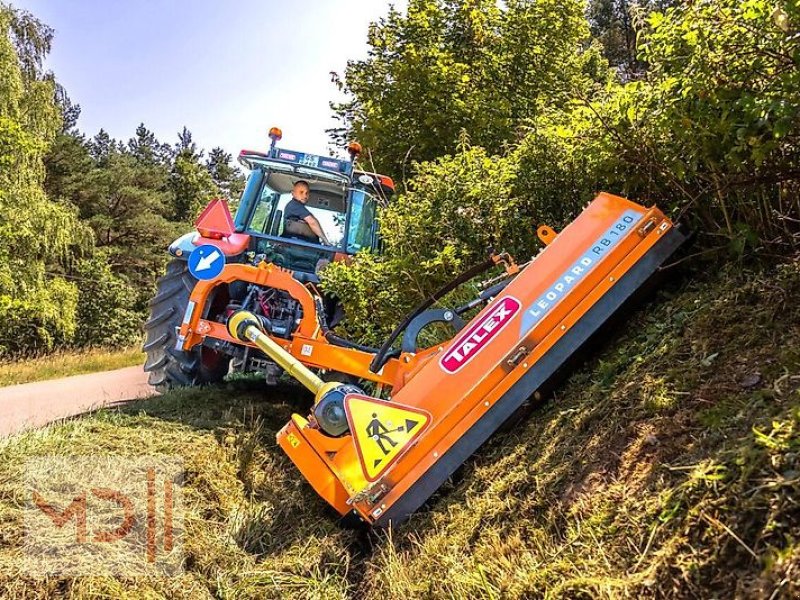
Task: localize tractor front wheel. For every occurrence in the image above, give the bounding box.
[143,259,229,391]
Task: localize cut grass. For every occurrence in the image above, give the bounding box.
[0,346,144,387]
[0,260,798,598]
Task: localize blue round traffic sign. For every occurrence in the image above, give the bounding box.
[188,244,226,280]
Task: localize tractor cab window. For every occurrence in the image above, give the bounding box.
[346,189,379,253]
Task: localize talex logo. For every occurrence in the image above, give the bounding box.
[440,296,521,374]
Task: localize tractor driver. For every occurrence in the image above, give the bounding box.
[283,180,331,245]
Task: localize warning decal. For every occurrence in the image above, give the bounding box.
[344,394,431,482]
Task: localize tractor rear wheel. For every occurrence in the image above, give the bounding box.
[143,259,229,391]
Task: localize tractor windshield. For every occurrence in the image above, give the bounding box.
[249,183,347,246]
[246,168,348,247]
[232,157,386,274]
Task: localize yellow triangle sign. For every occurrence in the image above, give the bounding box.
[344,394,431,482]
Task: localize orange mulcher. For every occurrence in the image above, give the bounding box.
[224,192,686,526]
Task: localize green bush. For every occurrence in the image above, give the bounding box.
[323,142,522,345]
[325,0,800,343]
[0,276,78,356]
[565,0,800,250]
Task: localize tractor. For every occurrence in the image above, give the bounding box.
[143,128,687,526]
[143,128,395,390]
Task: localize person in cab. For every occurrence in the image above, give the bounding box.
[283,180,331,245]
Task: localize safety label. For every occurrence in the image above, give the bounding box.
[344,394,431,482]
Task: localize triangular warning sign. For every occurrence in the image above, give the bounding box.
[195,198,234,238]
[344,394,431,482]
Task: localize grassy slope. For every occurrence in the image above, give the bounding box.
[0,347,144,387]
[0,260,798,599]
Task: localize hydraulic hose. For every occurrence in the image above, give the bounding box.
[369,256,498,374]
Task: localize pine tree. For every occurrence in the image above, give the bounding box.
[587,0,678,77]
[128,123,172,166]
[205,146,244,199]
[170,127,219,222]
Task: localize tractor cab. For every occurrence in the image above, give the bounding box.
[233,130,394,277]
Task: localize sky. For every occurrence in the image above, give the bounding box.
[11,0,406,160]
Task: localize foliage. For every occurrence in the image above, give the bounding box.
[39,119,242,356]
[45,127,176,339]
[70,251,143,347]
[207,146,245,200]
[0,4,89,356]
[4,0,800,360]
[0,277,78,356]
[577,0,800,249]
[72,144,176,279]
[169,126,219,222]
[0,3,246,357]
[128,122,173,166]
[330,0,603,176]
[324,141,518,344]
[326,0,800,345]
[587,0,677,77]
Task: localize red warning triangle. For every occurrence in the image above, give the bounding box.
[195,198,234,238]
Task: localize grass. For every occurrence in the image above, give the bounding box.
[0,346,144,387]
[0,259,798,598]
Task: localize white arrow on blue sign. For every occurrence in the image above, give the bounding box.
[188,244,226,280]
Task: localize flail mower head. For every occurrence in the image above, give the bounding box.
[272,193,686,526]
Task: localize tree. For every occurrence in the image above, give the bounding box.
[587,0,677,78]
[170,127,219,222]
[128,123,172,166]
[0,4,89,355]
[54,83,80,133]
[176,126,197,155]
[43,128,93,204]
[206,146,245,200]
[330,0,602,177]
[89,128,115,163]
[45,118,182,342]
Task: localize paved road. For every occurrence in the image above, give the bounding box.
[0,366,156,437]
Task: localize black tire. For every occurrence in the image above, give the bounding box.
[143,259,229,391]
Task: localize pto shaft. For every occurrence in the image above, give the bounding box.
[227,310,366,437]
[227,310,325,394]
